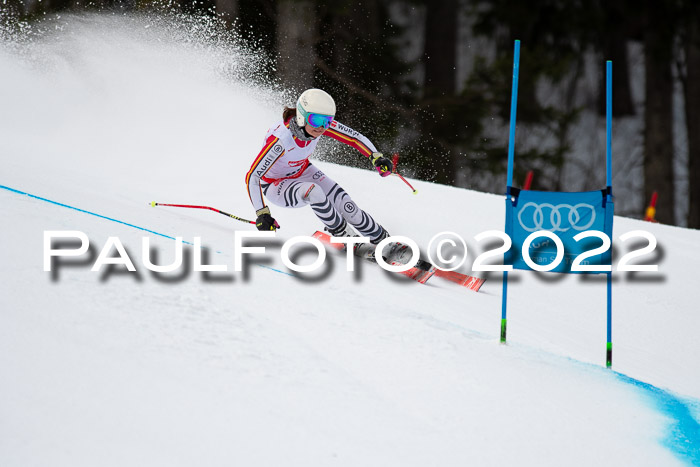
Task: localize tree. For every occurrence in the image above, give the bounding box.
[423,0,458,99]
[420,0,460,185]
[276,0,315,94]
[312,0,414,168]
[682,2,700,228]
[642,0,675,225]
[464,0,594,191]
[598,0,636,117]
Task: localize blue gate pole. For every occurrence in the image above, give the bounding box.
[606,60,613,190]
[506,40,520,189]
[606,60,613,368]
[607,272,612,367]
[501,271,508,342]
[502,40,520,343]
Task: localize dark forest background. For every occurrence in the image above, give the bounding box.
[4,0,700,228]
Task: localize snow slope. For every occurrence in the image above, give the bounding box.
[1,13,699,466]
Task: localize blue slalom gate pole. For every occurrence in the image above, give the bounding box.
[506,40,520,189]
[501,271,508,342]
[607,272,612,367]
[502,40,520,343]
[606,60,613,368]
[606,61,613,190]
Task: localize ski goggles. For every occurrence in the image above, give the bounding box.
[303,112,334,129]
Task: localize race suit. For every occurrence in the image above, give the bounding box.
[245,118,385,239]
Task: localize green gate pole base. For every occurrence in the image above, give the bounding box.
[606,342,612,368]
[500,319,507,343]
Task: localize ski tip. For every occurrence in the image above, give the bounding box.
[150,201,157,207]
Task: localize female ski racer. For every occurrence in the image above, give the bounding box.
[245,88,395,251]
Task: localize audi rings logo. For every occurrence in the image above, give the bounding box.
[517,202,596,232]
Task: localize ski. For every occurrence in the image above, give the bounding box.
[433,269,485,292]
[311,231,436,284]
[312,231,486,292]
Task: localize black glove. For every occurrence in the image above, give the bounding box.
[371,152,392,177]
[255,206,279,231]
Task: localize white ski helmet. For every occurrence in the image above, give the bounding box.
[296,88,336,127]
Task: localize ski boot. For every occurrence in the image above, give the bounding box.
[352,226,388,261]
[324,219,358,238]
[354,227,431,271]
[324,220,360,252]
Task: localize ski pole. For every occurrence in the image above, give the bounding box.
[395,173,417,195]
[392,153,418,195]
[150,202,256,225]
